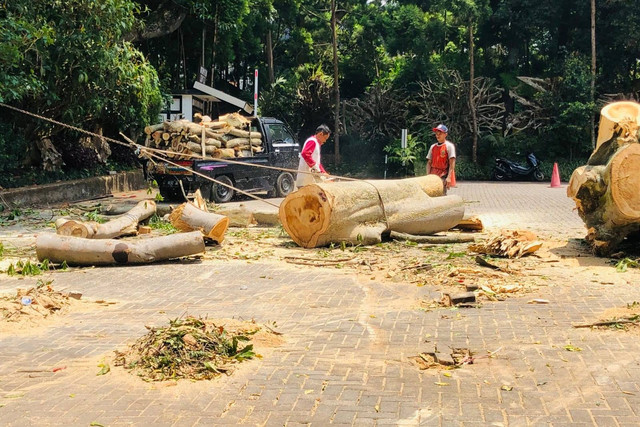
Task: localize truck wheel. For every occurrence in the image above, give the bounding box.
[211,175,234,203]
[275,172,295,197]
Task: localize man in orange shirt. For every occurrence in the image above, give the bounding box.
[426,124,456,194]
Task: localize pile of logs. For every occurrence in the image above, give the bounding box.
[568,101,640,255]
[38,199,215,265]
[144,113,263,160]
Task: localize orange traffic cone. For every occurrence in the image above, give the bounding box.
[450,170,457,187]
[550,162,561,188]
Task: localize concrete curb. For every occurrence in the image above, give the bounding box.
[0,170,145,208]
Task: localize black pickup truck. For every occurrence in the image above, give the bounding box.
[149,117,300,203]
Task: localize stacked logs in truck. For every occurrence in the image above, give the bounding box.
[143,113,263,160]
[567,101,640,255]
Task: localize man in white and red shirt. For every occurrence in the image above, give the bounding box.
[296,124,331,187]
[426,124,456,194]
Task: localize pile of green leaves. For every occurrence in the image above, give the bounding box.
[115,316,258,381]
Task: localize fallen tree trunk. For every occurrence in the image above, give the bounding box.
[568,101,640,255]
[56,200,156,239]
[168,202,229,243]
[36,231,205,265]
[279,175,464,248]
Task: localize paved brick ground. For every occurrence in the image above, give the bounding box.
[1,182,639,426]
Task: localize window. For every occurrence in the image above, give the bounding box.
[267,124,295,144]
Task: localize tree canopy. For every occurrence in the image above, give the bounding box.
[1,0,639,182]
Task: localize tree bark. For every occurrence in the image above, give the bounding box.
[469,18,478,164]
[331,0,341,164]
[279,175,465,248]
[169,202,229,243]
[568,101,640,254]
[591,0,597,150]
[36,231,205,266]
[56,200,156,239]
[266,29,275,85]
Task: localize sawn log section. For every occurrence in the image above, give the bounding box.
[279,175,465,248]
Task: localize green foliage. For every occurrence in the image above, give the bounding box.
[148,214,177,233]
[616,258,640,273]
[454,157,493,181]
[0,242,4,259]
[114,316,259,381]
[84,210,107,224]
[0,0,163,171]
[5,259,52,276]
[384,134,425,167]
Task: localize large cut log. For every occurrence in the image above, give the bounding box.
[168,202,229,243]
[56,200,156,239]
[279,175,464,248]
[568,100,640,255]
[36,231,205,265]
[595,101,640,151]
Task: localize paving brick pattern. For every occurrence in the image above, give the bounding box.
[1,182,640,426]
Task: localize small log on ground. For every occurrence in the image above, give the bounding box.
[279,175,464,248]
[169,203,229,243]
[390,231,476,244]
[568,100,640,255]
[56,200,156,239]
[36,231,205,265]
[451,216,484,232]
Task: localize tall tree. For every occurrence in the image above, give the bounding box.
[590,0,596,149]
[331,0,341,163]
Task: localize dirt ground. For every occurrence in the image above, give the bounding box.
[1,206,639,337]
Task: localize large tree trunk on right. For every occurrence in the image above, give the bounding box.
[568,101,640,255]
[279,175,465,248]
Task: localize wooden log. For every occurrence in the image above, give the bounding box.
[144,123,164,135]
[186,142,217,156]
[451,216,484,231]
[278,175,464,248]
[219,113,252,128]
[36,231,205,265]
[214,148,236,158]
[225,137,250,148]
[168,202,229,243]
[595,101,640,150]
[228,128,262,139]
[56,200,156,239]
[164,120,222,140]
[390,231,476,244]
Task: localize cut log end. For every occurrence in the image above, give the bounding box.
[279,189,331,248]
[610,143,640,219]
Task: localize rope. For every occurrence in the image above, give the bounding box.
[0,102,391,227]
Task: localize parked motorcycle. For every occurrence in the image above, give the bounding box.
[493,153,544,181]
